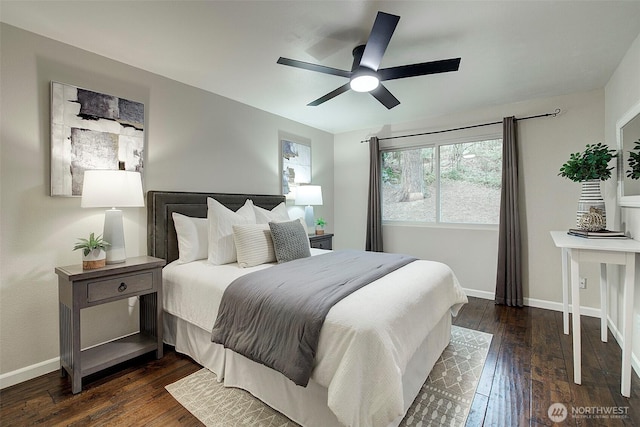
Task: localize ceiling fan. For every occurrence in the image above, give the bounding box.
[277,11,461,109]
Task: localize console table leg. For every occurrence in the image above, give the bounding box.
[570,251,582,385]
[621,253,635,397]
[600,263,608,343]
[562,248,570,335]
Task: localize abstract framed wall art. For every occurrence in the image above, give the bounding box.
[281,138,311,196]
[50,82,145,196]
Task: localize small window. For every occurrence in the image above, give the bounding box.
[381,138,502,225]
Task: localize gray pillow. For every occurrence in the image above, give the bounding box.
[268,220,311,263]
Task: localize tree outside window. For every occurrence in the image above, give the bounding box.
[381,138,502,224]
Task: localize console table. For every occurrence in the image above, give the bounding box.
[550,231,640,397]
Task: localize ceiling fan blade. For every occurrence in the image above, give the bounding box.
[359,12,400,71]
[378,58,461,81]
[277,57,351,78]
[370,83,400,109]
[307,83,351,106]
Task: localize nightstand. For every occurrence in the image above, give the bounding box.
[309,233,334,250]
[55,256,166,394]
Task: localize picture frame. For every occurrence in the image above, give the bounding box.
[50,81,145,197]
[280,136,311,197]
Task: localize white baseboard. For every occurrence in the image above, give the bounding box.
[461,288,495,300]
[0,332,137,390]
[524,296,602,318]
[0,356,60,390]
[607,316,640,381]
[461,288,602,318]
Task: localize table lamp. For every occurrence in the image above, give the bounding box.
[81,170,144,264]
[295,185,323,230]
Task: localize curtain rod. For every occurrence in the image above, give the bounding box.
[360,108,561,143]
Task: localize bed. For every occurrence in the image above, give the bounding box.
[147,190,468,427]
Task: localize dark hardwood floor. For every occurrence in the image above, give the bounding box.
[1,297,638,426]
[459,298,639,426]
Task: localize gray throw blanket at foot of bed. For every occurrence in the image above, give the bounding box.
[211,249,417,386]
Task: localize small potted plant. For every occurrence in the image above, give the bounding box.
[315,217,326,235]
[73,232,110,269]
[558,142,616,228]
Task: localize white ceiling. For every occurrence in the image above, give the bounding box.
[2,1,640,133]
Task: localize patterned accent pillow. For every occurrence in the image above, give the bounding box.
[233,223,276,268]
[268,219,311,263]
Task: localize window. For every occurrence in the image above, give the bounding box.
[381,138,502,225]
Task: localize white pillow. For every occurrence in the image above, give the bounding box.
[253,202,289,223]
[207,198,256,265]
[286,215,311,237]
[233,223,276,268]
[172,212,208,264]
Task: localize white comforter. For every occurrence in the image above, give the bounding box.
[163,249,468,427]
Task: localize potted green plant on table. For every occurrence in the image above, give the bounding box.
[73,233,110,269]
[315,217,326,235]
[558,142,616,229]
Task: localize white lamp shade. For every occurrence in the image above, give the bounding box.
[81,170,144,208]
[81,170,144,264]
[295,185,323,206]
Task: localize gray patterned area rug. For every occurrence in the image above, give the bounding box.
[165,326,492,427]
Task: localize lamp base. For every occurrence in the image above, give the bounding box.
[103,209,126,264]
[304,205,315,231]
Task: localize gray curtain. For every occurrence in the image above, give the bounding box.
[366,136,383,252]
[495,116,523,307]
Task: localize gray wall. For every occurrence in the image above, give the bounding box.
[0,23,333,383]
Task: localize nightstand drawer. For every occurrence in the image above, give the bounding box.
[312,239,330,249]
[309,233,333,250]
[87,272,153,302]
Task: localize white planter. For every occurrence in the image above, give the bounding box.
[576,180,606,229]
[82,248,106,270]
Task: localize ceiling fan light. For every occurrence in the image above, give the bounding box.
[350,73,379,92]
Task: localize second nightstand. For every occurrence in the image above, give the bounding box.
[309,233,334,250]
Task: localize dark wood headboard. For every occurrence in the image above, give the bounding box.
[147,191,286,263]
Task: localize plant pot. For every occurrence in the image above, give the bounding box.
[315,228,325,235]
[82,248,106,270]
[577,180,606,229]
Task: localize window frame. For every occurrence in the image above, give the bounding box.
[380,131,503,228]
